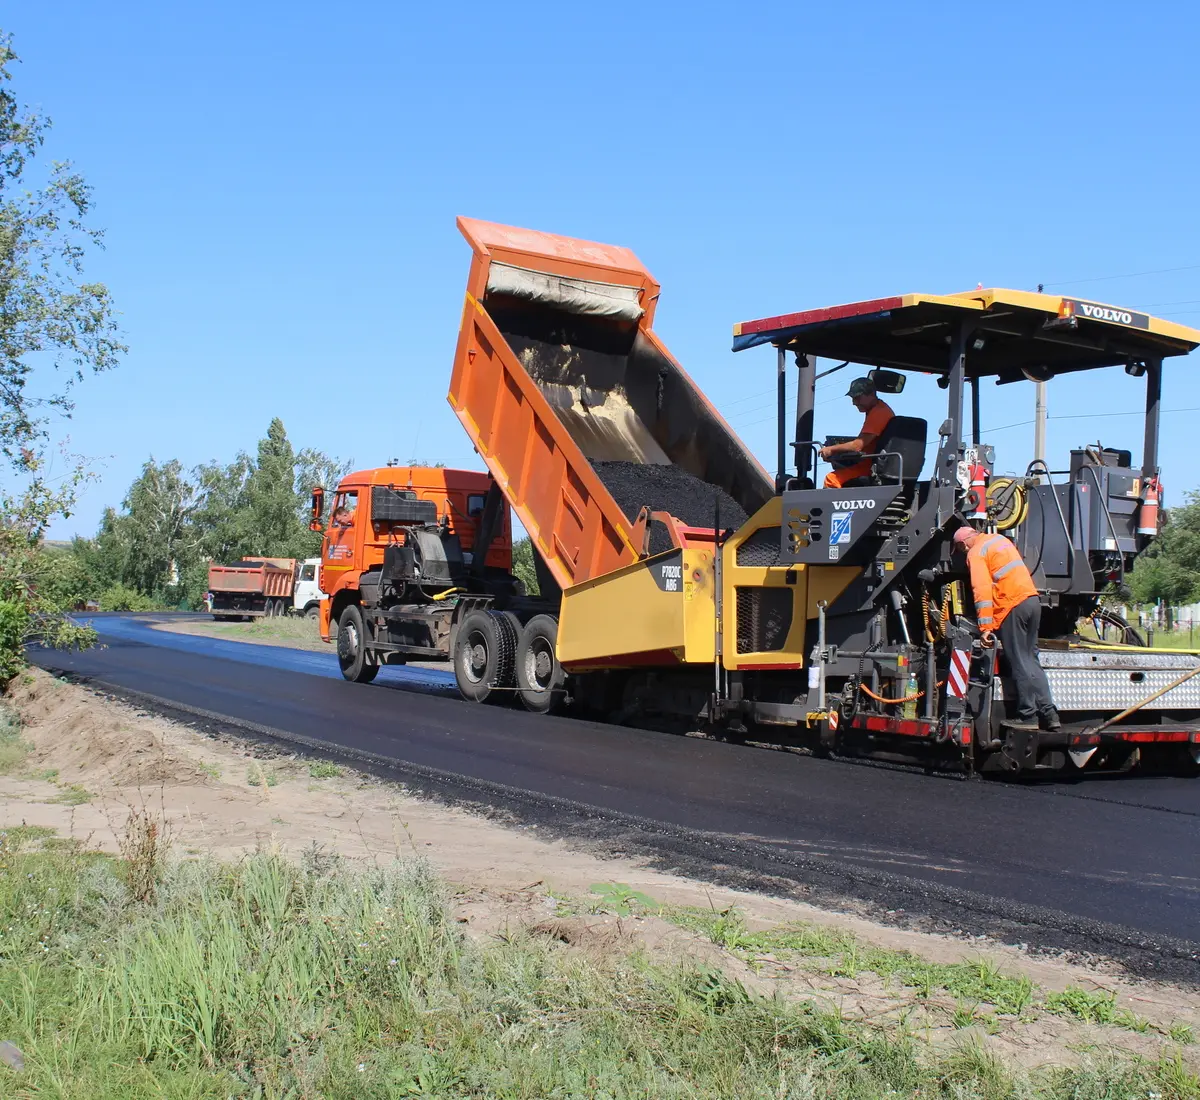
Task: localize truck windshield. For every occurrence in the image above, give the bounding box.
[332,491,358,526]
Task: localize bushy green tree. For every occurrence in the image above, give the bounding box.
[84,419,347,608]
[115,458,198,596]
[242,418,317,559]
[511,537,540,596]
[0,31,124,680]
[1130,492,1200,606]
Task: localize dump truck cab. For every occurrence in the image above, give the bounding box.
[314,465,528,685]
[731,289,1200,773]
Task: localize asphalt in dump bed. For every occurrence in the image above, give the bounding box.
[592,461,748,551]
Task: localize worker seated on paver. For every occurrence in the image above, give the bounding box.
[953,525,1061,732]
[819,377,895,489]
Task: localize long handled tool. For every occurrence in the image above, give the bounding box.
[1081,660,1200,738]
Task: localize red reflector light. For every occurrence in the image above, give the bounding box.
[1112,730,1190,743]
[1071,734,1101,746]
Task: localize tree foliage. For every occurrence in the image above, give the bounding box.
[1130,492,1200,606]
[72,419,348,608]
[511,537,540,597]
[0,30,125,680]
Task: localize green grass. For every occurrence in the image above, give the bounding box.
[198,761,221,780]
[1046,986,1152,1031]
[0,704,30,775]
[308,760,344,779]
[0,824,55,848]
[0,845,1195,1098]
[194,614,329,651]
[667,906,1200,1045]
[668,906,1034,1016]
[589,881,659,916]
[48,783,93,805]
[246,763,278,787]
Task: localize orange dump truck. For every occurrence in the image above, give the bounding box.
[313,465,529,690]
[319,218,811,724]
[208,557,296,621]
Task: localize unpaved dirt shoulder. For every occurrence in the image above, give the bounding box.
[1,668,1197,1073]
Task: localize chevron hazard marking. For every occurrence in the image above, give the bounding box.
[948,650,971,698]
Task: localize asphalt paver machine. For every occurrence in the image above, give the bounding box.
[731,290,1200,774]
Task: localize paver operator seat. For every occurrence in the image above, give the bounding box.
[838,415,928,487]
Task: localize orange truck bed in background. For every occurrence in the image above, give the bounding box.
[447,217,772,591]
[208,557,296,598]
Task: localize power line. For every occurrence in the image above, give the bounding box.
[1039,263,1200,289]
[729,391,843,426]
[983,406,1200,435]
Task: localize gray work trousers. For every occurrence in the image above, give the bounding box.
[999,596,1055,722]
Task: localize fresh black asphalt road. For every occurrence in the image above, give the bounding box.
[29,614,1200,964]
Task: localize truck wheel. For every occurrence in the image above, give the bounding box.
[454,610,516,704]
[305,604,319,621]
[516,615,565,713]
[337,604,379,683]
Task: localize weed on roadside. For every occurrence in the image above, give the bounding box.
[669,906,1036,1015]
[308,761,344,779]
[247,763,278,788]
[1169,1022,1196,1044]
[198,761,221,780]
[0,824,54,849]
[48,783,92,805]
[1046,986,1154,1032]
[0,704,29,774]
[119,809,170,903]
[588,882,659,916]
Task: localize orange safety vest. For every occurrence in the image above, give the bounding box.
[966,533,1038,630]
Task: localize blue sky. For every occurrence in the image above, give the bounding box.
[7,1,1200,538]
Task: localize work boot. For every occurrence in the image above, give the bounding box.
[1039,708,1062,732]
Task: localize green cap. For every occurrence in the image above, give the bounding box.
[846,377,876,398]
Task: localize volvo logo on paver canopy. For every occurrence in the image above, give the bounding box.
[1060,298,1150,330]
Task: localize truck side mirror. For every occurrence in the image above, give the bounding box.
[867,368,906,394]
[310,487,325,532]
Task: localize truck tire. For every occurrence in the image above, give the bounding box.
[516,615,566,714]
[304,604,319,621]
[454,610,516,704]
[337,604,379,683]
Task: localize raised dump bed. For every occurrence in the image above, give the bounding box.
[448,217,772,590]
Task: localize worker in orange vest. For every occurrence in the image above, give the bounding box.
[952,526,1060,732]
[819,377,895,489]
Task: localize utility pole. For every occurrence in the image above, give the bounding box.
[1034,380,1047,471]
[1034,282,1047,477]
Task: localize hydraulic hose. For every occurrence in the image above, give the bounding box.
[859,680,945,705]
